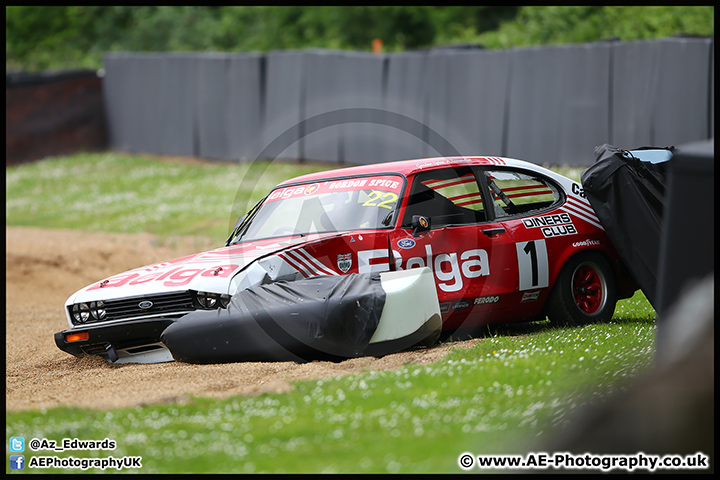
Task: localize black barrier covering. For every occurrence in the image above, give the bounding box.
[302,50,346,163]
[162,54,199,156]
[655,139,714,319]
[438,50,511,156]
[262,51,304,161]
[581,144,673,307]
[126,55,164,154]
[98,38,713,166]
[340,51,387,165]
[196,53,263,161]
[652,38,713,146]
[155,54,198,156]
[161,273,386,363]
[196,54,230,160]
[611,41,660,148]
[104,53,198,156]
[612,38,713,148]
[383,52,429,162]
[507,43,611,165]
[506,46,564,164]
[102,54,136,152]
[711,41,715,135]
[556,43,611,164]
[228,54,264,161]
[424,51,449,159]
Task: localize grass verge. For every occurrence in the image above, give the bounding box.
[5,152,333,241]
[6,153,658,473]
[6,294,656,474]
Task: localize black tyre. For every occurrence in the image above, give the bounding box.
[546,252,617,327]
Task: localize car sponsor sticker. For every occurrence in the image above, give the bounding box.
[571,183,586,198]
[521,290,541,302]
[359,245,490,293]
[267,175,403,202]
[522,213,577,238]
[336,253,352,273]
[439,303,451,313]
[522,213,572,229]
[474,295,500,305]
[538,224,577,237]
[397,238,416,249]
[573,239,601,247]
[451,299,471,311]
[87,264,240,290]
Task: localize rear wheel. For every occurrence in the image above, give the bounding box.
[546,252,617,326]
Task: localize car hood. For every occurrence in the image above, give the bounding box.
[67,233,342,304]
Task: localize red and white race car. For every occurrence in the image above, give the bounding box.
[56,156,638,364]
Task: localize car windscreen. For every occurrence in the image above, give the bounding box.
[229,175,404,244]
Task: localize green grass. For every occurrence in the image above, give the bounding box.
[6,298,655,473]
[6,153,658,473]
[6,153,586,242]
[5,152,333,242]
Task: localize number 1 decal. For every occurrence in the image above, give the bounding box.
[516,240,549,290]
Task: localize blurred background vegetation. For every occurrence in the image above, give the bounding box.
[6,6,714,72]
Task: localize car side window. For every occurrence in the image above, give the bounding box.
[482,169,561,218]
[402,167,485,228]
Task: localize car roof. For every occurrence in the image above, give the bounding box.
[278,156,550,186]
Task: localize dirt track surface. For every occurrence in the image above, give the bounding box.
[6,226,477,412]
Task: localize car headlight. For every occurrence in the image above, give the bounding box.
[71,301,106,324]
[72,303,90,323]
[194,291,231,309]
[90,300,106,320]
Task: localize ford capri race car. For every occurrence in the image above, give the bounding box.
[56,156,638,364]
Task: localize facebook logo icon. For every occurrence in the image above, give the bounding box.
[10,455,25,470]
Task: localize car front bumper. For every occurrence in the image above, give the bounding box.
[55,318,176,363]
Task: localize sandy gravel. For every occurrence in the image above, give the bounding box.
[6,226,478,412]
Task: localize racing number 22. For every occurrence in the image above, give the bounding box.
[516,240,549,290]
[362,191,398,210]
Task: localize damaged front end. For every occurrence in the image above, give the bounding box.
[56,267,442,364]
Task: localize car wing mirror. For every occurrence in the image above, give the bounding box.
[411,215,431,237]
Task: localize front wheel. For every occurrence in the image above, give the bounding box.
[546,252,617,326]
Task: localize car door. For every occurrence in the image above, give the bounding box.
[478,167,566,315]
[388,166,518,330]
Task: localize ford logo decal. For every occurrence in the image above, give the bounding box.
[138,300,153,309]
[397,238,416,249]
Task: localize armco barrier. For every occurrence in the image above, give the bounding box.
[97,37,713,166]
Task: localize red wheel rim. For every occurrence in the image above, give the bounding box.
[572,263,606,315]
